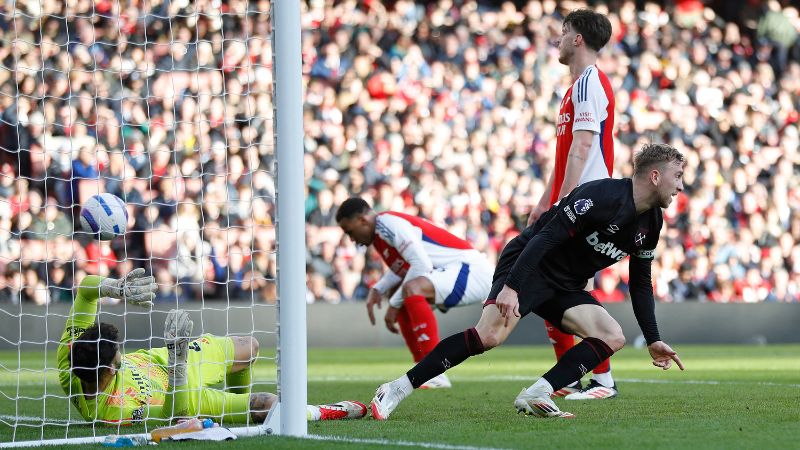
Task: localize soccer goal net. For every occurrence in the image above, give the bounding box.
[0,0,306,445]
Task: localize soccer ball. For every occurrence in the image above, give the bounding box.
[79,193,128,240]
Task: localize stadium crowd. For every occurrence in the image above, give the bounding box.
[0,0,798,305]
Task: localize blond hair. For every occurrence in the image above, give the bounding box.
[633,143,686,177]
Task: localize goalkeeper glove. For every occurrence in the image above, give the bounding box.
[165,309,194,387]
[99,268,156,308]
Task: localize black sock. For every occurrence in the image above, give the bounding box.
[406,328,485,388]
[542,337,614,391]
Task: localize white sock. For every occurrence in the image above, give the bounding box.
[592,371,614,388]
[391,374,413,397]
[306,405,321,421]
[525,377,554,396]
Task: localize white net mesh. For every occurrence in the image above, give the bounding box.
[0,0,278,443]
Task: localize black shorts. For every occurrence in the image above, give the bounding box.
[485,234,600,332]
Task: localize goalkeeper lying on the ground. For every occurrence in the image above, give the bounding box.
[58,268,366,424]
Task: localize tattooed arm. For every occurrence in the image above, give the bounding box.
[249,392,277,422]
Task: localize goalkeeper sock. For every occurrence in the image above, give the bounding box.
[403,295,439,361]
[226,367,252,394]
[542,337,614,391]
[406,327,484,389]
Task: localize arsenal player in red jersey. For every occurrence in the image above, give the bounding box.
[337,197,494,389]
[527,9,618,400]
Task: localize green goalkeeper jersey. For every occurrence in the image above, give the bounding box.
[57,276,172,423]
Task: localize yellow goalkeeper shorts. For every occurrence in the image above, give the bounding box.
[153,334,252,422]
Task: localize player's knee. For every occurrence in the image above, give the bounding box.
[602,330,625,352]
[401,277,427,298]
[475,325,506,350]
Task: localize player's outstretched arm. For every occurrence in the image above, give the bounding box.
[58,272,154,391]
[57,275,105,393]
[648,341,685,370]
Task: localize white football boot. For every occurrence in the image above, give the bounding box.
[564,379,618,400]
[370,381,409,420]
[551,380,582,398]
[514,387,575,418]
[419,373,452,389]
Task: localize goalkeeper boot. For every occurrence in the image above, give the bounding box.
[514,387,575,419]
[317,401,368,420]
[419,373,452,390]
[370,381,409,420]
[551,380,582,398]
[564,379,618,400]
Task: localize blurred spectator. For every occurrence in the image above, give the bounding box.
[0,263,23,304]
[84,240,118,277]
[24,198,73,241]
[46,262,75,303]
[70,146,100,204]
[667,263,705,302]
[591,269,626,303]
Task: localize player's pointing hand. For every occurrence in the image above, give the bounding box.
[648,341,685,371]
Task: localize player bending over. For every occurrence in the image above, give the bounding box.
[337,199,494,389]
[59,269,366,424]
[370,143,686,420]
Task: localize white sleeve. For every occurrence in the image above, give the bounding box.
[377,215,434,308]
[372,270,402,295]
[571,69,608,134]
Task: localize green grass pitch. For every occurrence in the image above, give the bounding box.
[1,345,798,449]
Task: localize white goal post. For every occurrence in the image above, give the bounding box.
[0,0,306,445]
[271,0,308,438]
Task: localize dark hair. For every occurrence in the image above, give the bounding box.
[633,143,686,176]
[335,197,371,223]
[69,323,120,383]
[564,9,612,52]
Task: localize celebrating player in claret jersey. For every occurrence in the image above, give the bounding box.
[336,198,494,389]
[59,269,366,424]
[527,8,618,400]
[370,144,686,420]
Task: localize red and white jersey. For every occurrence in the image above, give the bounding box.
[371,211,481,297]
[550,65,615,206]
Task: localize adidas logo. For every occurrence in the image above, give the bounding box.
[585,232,628,261]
